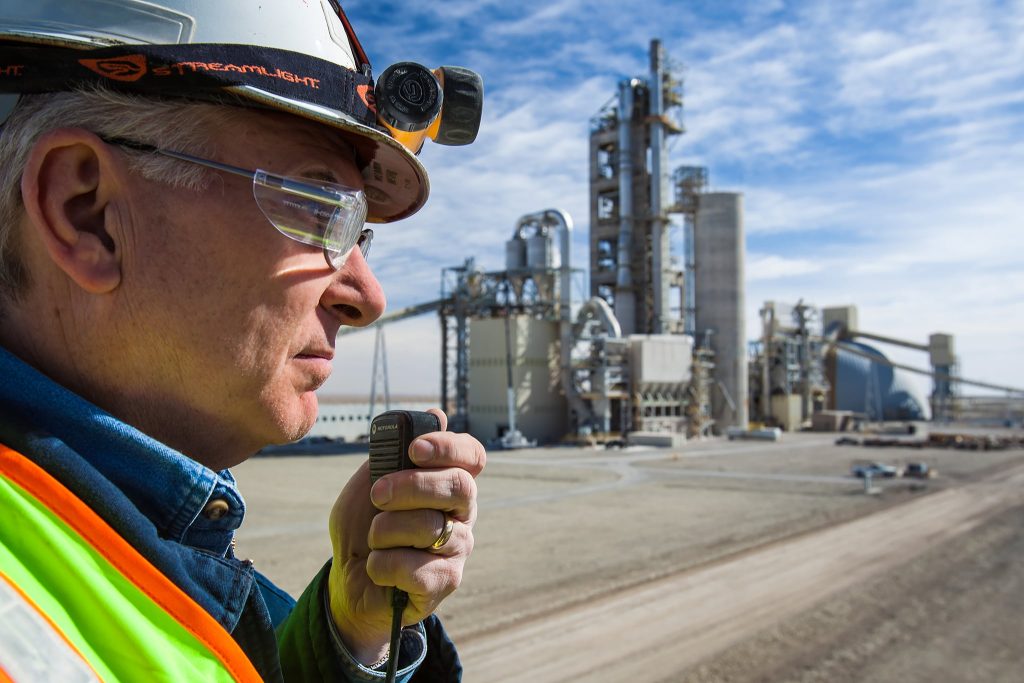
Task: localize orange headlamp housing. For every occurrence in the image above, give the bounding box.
[374,62,483,155]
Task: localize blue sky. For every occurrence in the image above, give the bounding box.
[324,0,1024,399]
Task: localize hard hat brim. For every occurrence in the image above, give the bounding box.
[232,85,430,224]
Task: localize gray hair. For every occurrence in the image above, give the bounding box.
[0,87,230,301]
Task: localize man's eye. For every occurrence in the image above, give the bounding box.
[302,170,340,185]
[283,198,331,218]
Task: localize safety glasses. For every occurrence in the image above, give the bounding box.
[102,137,372,269]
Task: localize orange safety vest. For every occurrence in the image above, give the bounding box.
[0,444,263,682]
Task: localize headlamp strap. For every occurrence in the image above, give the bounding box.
[0,44,377,126]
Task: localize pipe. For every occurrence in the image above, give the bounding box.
[848,329,930,353]
[649,39,667,333]
[511,210,594,434]
[545,209,574,331]
[573,296,622,340]
[544,210,591,431]
[573,296,623,435]
[614,78,638,335]
[503,283,517,437]
[545,210,593,433]
[512,217,530,240]
[683,217,696,335]
[761,304,772,423]
[572,296,623,435]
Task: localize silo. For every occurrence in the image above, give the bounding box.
[525,230,554,302]
[467,316,567,443]
[525,232,553,269]
[506,237,526,271]
[694,192,748,430]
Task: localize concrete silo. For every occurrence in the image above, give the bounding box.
[468,316,568,444]
[694,192,748,430]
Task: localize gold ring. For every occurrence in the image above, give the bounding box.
[430,513,455,550]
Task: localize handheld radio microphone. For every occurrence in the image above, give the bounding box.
[367,410,441,683]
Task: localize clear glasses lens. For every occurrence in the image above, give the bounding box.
[356,229,374,260]
[252,171,367,268]
[327,228,373,269]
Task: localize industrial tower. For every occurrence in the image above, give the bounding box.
[588,40,685,336]
[589,40,748,431]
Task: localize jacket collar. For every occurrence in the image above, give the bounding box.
[0,345,245,548]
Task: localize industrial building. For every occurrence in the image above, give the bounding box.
[750,302,948,430]
[333,40,1022,446]
[375,39,751,446]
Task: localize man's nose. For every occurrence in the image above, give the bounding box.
[321,246,386,326]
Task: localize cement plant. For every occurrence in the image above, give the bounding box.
[243,40,1024,682]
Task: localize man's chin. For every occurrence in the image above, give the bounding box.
[262,392,320,446]
[293,392,321,436]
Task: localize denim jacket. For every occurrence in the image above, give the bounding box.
[0,345,461,681]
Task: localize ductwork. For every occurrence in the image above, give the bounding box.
[573,296,622,340]
[512,209,594,432]
[571,296,622,434]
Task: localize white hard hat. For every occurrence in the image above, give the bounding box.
[0,0,431,223]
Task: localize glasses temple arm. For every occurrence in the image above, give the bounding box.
[102,136,353,205]
[103,136,255,182]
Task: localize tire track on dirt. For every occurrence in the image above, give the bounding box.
[458,463,1024,683]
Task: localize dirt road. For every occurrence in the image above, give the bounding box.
[458,462,1024,682]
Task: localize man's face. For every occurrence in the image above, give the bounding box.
[116,110,386,465]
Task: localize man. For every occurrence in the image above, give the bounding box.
[0,2,484,681]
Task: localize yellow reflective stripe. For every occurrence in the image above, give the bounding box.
[0,572,101,683]
[0,447,262,682]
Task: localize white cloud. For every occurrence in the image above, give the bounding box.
[747,254,825,281]
[484,0,585,38]
[741,187,855,235]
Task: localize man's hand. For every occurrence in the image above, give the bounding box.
[327,409,486,664]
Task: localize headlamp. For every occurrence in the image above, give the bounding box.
[374,62,484,154]
[0,0,485,222]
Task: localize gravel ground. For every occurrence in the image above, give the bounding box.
[676,504,1024,683]
[232,430,1024,680]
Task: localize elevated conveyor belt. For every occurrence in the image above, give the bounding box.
[835,341,1024,396]
[336,298,452,336]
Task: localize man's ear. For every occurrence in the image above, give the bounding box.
[19,128,126,294]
